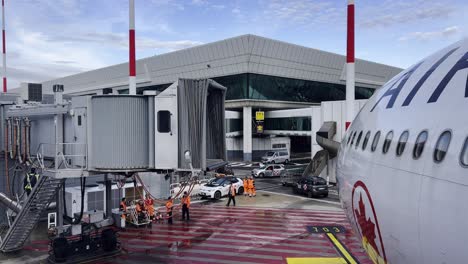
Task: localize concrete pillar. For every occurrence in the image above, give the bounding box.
[243,106,252,161]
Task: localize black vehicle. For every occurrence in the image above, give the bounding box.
[292,176,328,198]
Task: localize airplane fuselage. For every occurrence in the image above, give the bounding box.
[337,39,468,264]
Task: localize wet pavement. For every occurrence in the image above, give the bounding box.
[4,192,372,264]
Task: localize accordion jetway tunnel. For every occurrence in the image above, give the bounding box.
[0,78,228,263]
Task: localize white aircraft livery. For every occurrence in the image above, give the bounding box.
[337,38,468,264]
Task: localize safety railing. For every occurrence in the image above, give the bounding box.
[36,143,87,171]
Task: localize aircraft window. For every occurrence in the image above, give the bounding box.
[460,137,468,166]
[396,131,409,156]
[347,132,352,145]
[355,131,363,149]
[434,130,451,163]
[371,131,381,152]
[362,131,371,150]
[413,131,428,159]
[382,131,393,154]
[351,131,357,146]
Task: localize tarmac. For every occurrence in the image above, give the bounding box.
[0,191,372,264]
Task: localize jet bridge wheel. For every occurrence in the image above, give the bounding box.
[52,237,69,263]
[101,229,117,252]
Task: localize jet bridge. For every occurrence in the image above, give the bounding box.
[0,78,228,260]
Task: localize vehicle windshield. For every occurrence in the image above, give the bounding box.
[208,178,226,186]
[266,151,275,157]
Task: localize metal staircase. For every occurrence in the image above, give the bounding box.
[302,150,329,177]
[0,176,62,253]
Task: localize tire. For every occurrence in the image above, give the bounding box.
[238,186,244,195]
[259,173,264,178]
[214,191,222,200]
[293,187,298,194]
[271,160,275,164]
[284,159,289,164]
[53,237,69,262]
[323,192,329,198]
[282,182,286,186]
[307,191,313,198]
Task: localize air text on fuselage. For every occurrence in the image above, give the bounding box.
[371,47,468,112]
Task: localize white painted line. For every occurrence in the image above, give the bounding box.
[258,190,342,206]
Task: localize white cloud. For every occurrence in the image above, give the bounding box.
[232,8,241,14]
[258,0,340,28]
[399,26,460,41]
[359,1,455,28]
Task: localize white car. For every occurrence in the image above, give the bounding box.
[170,179,208,197]
[252,164,285,178]
[261,150,290,164]
[199,176,244,200]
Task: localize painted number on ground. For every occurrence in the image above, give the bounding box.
[307,225,346,234]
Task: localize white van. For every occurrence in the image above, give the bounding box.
[261,150,290,164]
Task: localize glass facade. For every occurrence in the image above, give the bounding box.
[212,73,375,102]
[226,119,243,133]
[120,73,374,102]
[264,117,311,131]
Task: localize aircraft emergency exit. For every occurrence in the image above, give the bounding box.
[337,38,468,264]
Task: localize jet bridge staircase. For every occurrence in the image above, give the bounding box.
[0,176,63,253]
[303,121,340,178]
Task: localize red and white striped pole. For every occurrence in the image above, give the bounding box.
[2,0,6,93]
[129,0,136,95]
[345,0,355,130]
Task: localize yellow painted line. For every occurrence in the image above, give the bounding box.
[286,257,347,264]
[326,233,358,264]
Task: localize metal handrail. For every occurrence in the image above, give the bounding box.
[35,143,87,171]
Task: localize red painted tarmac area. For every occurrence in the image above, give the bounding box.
[24,204,372,263]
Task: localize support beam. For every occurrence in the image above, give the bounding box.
[105,174,112,219]
[242,106,252,162]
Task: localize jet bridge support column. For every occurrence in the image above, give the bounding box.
[105,174,112,219]
[53,84,64,229]
[243,106,252,162]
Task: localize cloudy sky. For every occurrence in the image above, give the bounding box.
[4,0,468,89]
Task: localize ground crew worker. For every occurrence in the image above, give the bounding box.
[136,200,146,222]
[145,194,155,220]
[119,198,127,220]
[247,177,254,197]
[181,191,190,221]
[226,182,236,206]
[251,176,256,197]
[23,168,39,196]
[243,177,248,196]
[166,197,173,225]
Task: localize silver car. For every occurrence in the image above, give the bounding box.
[261,151,290,164]
[252,164,285,178]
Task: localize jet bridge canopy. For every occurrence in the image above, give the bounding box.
[177,79,227,171]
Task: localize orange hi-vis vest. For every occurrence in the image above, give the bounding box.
[243,179,248,187]
[136,203,142,213]
[166,200,173,213]
[120,202,127,212]
[247,179,254,188]
[182,196,191,208]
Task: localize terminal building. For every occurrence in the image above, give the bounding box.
[18,34,402,163]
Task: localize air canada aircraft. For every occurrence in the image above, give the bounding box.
[337,38,468,264]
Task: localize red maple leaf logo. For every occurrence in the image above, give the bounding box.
[355,193,379,255]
